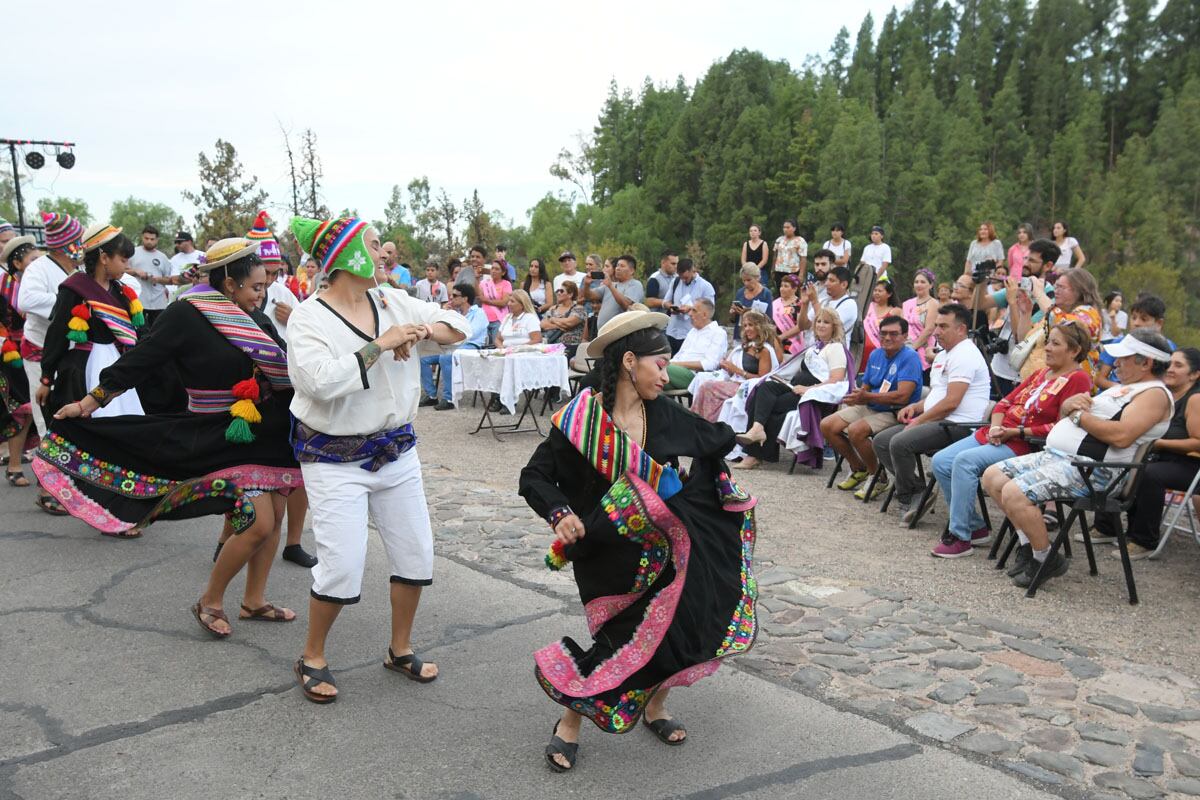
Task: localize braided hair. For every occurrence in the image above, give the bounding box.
[594,327,672,416]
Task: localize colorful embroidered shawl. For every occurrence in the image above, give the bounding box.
[62,273,138,347]
[183,289,290,389]
[551,388,682,500]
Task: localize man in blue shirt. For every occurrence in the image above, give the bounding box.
[419,283,488,410]
[381,242,411,287]
[820,314,923,500]
[495,244,517,283]
[1095,294,1174,390]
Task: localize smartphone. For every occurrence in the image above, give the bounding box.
[589,271,605,280]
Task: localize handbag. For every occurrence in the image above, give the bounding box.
[1008,325,1041,371]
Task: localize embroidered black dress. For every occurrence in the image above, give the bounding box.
[33,298,300,534]
[0,280,30,440]
[40,278,144,415]
[518,395,757,733]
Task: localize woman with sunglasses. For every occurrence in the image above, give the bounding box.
[540,281,586,359]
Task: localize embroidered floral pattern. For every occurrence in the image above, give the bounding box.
[533,473,691,699]
[716,510,758,657]
[535,669,651,734]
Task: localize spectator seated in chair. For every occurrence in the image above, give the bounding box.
[733,307,849,470]
[981,328,1174,589]
[494,290,542,348]
[873,303,992,522]
[1094,293,1174,391]
[690,310,783,422]
[822,314,923,500]
[1090,346,1200,559]
[929,321,1093,559]
[540,280,587,359]
[665,298,726,390]
[419,283,488,411]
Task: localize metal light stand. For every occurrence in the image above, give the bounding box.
[1,138,77,233]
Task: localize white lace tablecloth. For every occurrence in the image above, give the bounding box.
[451,350,571,413]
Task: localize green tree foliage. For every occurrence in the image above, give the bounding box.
[181,140,268,241]
[109,197,181,239]
[528,1,1200,329]
[36,196,91,225]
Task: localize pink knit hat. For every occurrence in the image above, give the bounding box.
[41,212,84,252]
[246,211,282,265]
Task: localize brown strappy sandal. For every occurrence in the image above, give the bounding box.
[239,603,295,622]
[191,602,231,638]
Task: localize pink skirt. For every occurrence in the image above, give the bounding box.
[693,380,740,422]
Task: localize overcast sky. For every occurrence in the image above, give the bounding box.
[4,0,895,233]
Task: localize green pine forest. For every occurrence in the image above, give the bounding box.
[508,0,1200,344]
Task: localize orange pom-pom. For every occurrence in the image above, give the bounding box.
[71,304,91,320]
[231,377,260,401]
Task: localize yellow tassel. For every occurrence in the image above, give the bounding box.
[68,317,89,331]
[229,399,262,423]
[2,350,18,363]
[129,298,144,315]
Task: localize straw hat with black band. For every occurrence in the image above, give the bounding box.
[586,307,669,359]
[1,235,36,270]
[200,238,261,272]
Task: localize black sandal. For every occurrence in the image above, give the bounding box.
[644,715,687,745]
[294,658,337,704]
[35,494,68,516]
[6,470,29,487]
[383,647,437,683]
[545,720,579,773]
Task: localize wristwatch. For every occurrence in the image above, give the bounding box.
[1070,410,1084,426]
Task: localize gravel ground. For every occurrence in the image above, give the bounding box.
[414,396,1200,682]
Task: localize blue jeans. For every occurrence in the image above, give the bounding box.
[930,435,1017,541]
[420,354,453,402]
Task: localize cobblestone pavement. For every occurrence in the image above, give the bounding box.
[422,457,1200,800]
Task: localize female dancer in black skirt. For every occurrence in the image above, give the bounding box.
[35,237,302,637]
[519,309,758,772]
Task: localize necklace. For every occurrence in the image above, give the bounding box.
[638,400,647,447]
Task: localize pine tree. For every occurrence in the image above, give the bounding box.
[181,140,268,240]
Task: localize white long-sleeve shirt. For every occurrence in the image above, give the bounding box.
[17,254,77,348]
[288,286,471,435]
[671,321,728,372]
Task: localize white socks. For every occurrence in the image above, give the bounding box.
[1016,529,1030,545]
[1032,546,1050,563]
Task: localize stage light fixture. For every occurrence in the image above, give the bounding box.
[57,151,75,169]
[25,151,44,169]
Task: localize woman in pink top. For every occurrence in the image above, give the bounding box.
[1006,223,1031,279]
[902,269,939,370]
[772,274,803,355]
[479,261,512,344]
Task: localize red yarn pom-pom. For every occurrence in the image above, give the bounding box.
[231,377,260,401]
[71,304,90,320]
[120,284,138,301]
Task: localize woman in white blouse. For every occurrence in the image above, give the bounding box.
[495,289,543,347]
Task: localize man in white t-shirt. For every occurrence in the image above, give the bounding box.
[170,231,203,275]
[793,260,856,348]
[127,225,178,326]
[872,303,991,519]
[861,225,892,280]
[552,251,583,293]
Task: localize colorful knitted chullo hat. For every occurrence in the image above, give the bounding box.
[246,211,282,265]
[41,211,84,259]
[289,216,373,279]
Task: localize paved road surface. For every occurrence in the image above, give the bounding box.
[0,470,1059,800]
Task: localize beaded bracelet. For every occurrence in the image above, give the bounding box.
[547,506,574,530]
[88,386,113,407]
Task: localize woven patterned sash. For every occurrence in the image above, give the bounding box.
[88,301,137,347]
[183,291,290,389]
[61,272,139,348]
[551,388,681,498]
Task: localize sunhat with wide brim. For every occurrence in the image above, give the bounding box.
[200,238,260,271]
[81,223,123,253]
[1,235,36,266]
[586,308,668,359]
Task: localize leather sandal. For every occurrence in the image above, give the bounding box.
[644,715,687,745]
[191,602,231,638]
[239,603,295,622]
[295,658,337,704]
[383,647,437,683]
[6,470,29,487]
[545,720,579,772]
[35,495,69,516]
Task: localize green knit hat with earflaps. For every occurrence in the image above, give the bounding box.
[289,216,374,279]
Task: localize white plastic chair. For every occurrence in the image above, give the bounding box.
[1150,455,1200,559]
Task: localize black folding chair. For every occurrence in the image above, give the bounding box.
[1024,443,1153,604]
